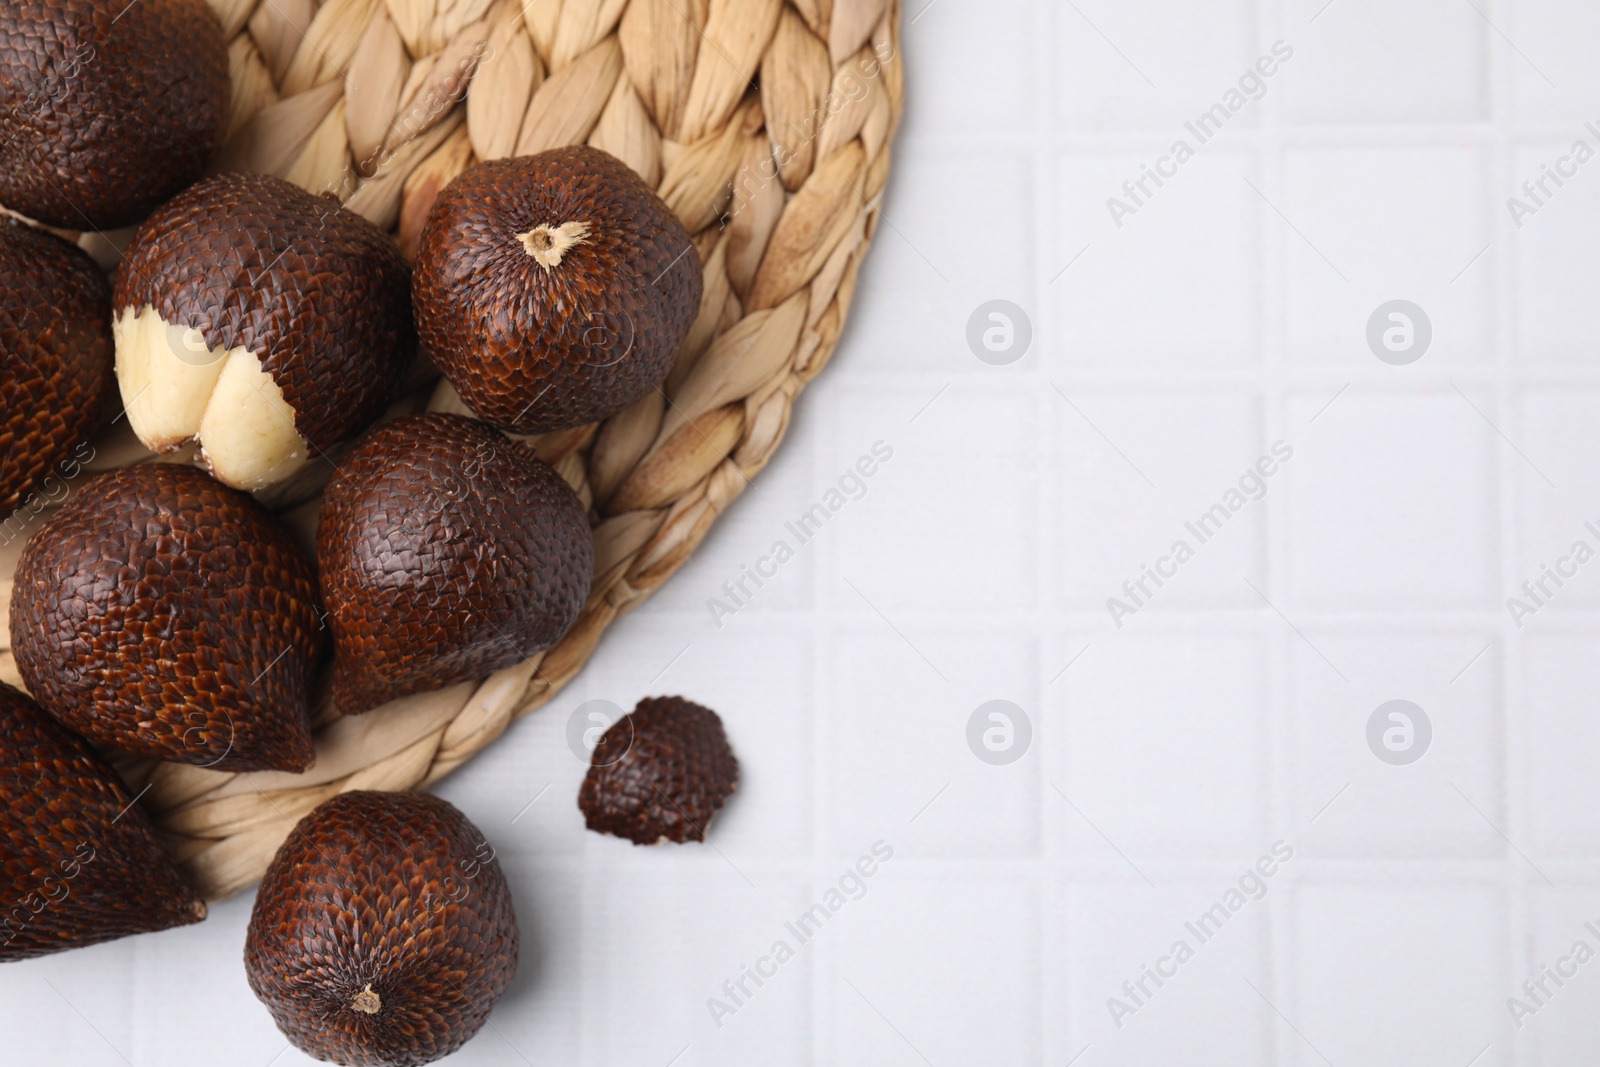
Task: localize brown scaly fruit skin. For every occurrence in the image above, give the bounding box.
[412,146,702,434]
[9,463,323,771]
[318,413,593,715]
[0,219,113,513]
[0,0,228,230]
[245,790,518,1067]
[0,681,205,961]
[116,171,416,456]
[579,696,739,845]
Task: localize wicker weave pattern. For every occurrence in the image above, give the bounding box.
[0,0,901,898]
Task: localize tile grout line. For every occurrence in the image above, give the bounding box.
[1485,2,1533,1065]
[1257,1,1289,1062]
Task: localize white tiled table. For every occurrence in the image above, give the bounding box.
[10,1,1600,1063]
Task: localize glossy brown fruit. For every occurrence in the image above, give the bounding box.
[245,790,518,1067]
[318,413,592,715]
[0,0,228,230]
[579,696,739,845]
[9,463,322,771]
[0,219,113,514]
[113,172,416,490]
[0,681,205,961]
[412,146,702,434]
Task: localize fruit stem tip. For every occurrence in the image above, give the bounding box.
[516,221,591,270]
[352,985,382,1014]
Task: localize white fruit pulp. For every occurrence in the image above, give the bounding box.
[113,306,309,490]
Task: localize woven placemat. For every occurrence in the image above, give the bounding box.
[0,0,901,898]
